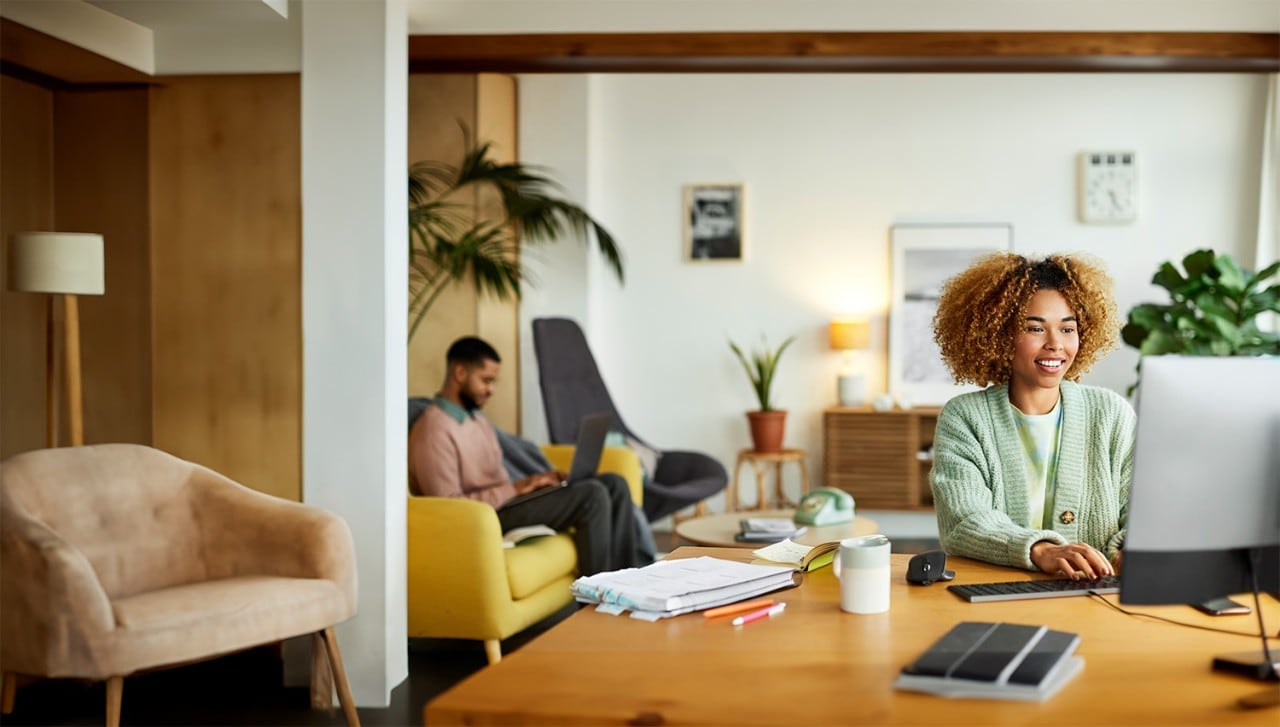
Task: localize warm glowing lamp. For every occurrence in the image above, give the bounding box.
[8,232,105,447]
[828,319,870,406]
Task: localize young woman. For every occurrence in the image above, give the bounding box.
[929,252,1135,579]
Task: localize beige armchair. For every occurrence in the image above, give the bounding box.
[0,444,360,726]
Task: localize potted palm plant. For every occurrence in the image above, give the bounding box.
[408,126,624,340]
[1121,248,1279,394]
[730,334,796,452]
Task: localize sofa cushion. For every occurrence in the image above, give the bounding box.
[503,534,576,600]
[102,575,349,678]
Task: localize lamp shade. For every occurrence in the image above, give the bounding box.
[8,232,105,295]
[828,319,869,351]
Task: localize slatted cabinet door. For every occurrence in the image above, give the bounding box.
[823,407,939,510]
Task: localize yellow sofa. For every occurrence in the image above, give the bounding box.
[406,445,642,664]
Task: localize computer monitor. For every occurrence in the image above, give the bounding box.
[1120,355,1279,606]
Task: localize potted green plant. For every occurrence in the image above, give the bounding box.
[1121,248,1279,393]
[730,334,796,452]
[408,126,624,340]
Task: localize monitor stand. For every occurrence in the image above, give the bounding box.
[1212,651,1280,682]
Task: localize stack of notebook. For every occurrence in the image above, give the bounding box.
[735,517,808,543]
[894,621,1083,701]
[571,556,801,620]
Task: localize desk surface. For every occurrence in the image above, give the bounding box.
[425,548,1279,726]
[673,509,878,548]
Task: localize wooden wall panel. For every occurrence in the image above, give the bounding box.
[406,73,520,433]
[149,75,300,500]
[54,87,151,448]
[0,73,54,458]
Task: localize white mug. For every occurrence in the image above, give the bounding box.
[833,534,891,614]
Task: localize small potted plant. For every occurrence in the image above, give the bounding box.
[1122,248,1279,394]
[730,334,796,452]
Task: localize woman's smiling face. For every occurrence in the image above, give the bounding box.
[1010,288,1079,396]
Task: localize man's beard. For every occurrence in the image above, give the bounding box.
[459,391,481,411]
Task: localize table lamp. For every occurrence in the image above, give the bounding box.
[829,318,869,407]
[8,232,105,447]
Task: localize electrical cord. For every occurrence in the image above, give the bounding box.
[1087,591,1273,639]
[1248,549,1278,679]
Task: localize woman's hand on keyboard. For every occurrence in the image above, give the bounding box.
[1030,541,1115,580]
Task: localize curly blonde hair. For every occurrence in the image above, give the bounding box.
[932,252,1120,387]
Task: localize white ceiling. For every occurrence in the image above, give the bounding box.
[86,0,288,28]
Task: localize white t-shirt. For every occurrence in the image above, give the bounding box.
[1010,399,1063,530]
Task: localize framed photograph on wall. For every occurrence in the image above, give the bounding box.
[888,223,1013,406]
[684,183,744,261]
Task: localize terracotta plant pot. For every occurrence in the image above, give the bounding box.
[747,410,787,453]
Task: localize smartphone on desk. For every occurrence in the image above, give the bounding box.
[1193,596,1251,616]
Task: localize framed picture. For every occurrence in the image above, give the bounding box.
[684,183,744,261]
[888,223,1013,406]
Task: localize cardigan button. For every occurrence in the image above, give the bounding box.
[1059,510,1076,525]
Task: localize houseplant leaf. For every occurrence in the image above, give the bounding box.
[729,335,796,412]
[1124,248,1280,393]
[407,124,625,341]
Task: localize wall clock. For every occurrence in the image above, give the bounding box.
[1078,151,1137,224]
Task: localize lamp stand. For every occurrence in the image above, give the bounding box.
[63,293,84,446]
[43,294,85,448]
[45,297,58,448]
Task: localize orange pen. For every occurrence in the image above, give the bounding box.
[703,598,774,619]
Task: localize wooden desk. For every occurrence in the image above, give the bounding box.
[673,508,878,548]
[426,549,1279,726]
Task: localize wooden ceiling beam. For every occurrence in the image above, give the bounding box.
[409,31,1280,73]
[1,19,154,87]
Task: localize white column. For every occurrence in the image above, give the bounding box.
[301,0,408,706]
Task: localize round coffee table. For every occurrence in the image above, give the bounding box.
[673,508,879,548]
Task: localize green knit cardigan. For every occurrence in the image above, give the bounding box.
[930,381,1136,570]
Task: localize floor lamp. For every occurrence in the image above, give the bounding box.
[8,232,105,447]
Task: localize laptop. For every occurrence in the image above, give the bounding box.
[501,412,613,508]
[560,412,613,485]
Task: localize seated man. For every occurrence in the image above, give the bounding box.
[410,336,651,575]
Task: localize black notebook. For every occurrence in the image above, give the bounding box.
[894,621,1082,701]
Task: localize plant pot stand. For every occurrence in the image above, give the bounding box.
[729,448,809,512]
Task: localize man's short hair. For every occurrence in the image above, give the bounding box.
[446,336,501,367]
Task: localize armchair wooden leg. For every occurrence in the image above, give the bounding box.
[483,640,502,665]
[105,676,123,727]
[319,627,360,727]
[310,632,335,709]
[2,671,16,713]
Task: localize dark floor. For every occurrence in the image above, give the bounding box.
[2,606,583,727]
[4,532,938,726]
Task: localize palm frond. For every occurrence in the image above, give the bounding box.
[406,122,626,341]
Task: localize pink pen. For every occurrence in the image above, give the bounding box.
[731,602,786,626]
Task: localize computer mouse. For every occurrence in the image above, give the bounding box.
[906,550,955,586]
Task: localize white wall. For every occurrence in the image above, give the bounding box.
[516,75,594,445]
[519,72,1268,510]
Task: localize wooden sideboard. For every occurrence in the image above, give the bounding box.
[822,406,940,510]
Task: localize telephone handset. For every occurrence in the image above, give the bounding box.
[794,487,855,526]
